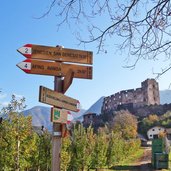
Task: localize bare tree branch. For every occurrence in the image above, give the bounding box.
[38,0,171,72]
[154,65,171,79]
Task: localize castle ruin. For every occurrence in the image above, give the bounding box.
[101,79,160,114]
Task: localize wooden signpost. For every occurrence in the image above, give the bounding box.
[17,44,93,64]
[17,43,93,171]
[39,86,80,112]
[62,69,74,93]
[17,59,92,79]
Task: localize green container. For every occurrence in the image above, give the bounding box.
[151,157,155,167]
[152,138,164,146]
[155,161,168,169]
[151,139,170,169]
[152,145,164,153]
[155,153,169,161]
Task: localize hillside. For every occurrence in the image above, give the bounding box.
[84,96,104,115]
[23,106,86,130]
[22,90,171,129]
[24,106,52,130]
[160,90,171,104]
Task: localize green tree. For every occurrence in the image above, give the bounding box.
[147,114,159,124]
[61,136,71,171]
[123,138,141,158]
[0,95,52,171]
[140,114,159,134]
[112,110,138,140]
[0,95,34,170]
[160,111,171,127]
[106,132,125,168]
[69,124,95,171]
[25,131,40,170]
[92,127,108,169]
[35,129,51,171]
[0,117,15,170]
[22,127,51,171]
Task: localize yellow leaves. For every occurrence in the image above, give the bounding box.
[113,110,138,139]
[148,114,159,123]
[158,131,166,138]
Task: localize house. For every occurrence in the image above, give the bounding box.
[147,126,166,140]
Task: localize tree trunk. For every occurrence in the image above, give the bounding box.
[16,139,20,171]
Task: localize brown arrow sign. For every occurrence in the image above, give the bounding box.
[17,44,93,65]
[17,59,92,79]
[39,86,80,112]
[62,69,74,93]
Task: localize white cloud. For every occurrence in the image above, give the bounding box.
[0,93,7,99]
[1,101,9,107]
[0,93,9,109]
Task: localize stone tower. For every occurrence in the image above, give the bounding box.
[141,79,160,105]
[101,78,160,114]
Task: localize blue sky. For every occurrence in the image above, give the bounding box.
[1,1,171,110]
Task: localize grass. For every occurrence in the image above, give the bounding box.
[117,148,144,166]
[90,148,144,171]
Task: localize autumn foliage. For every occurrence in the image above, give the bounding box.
[0,96,140,170]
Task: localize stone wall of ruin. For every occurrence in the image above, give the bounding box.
[101,79,160,114]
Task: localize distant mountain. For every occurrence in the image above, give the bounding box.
[23,106,86,130]
[74,97,105,122]
[21,90,171,129]
[70,109,86,121]
[24,106,52,130]
[83,96,105,115]
[160,90,171,104]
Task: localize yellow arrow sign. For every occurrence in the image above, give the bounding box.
[17,59,92,79]
[17,44,93,64]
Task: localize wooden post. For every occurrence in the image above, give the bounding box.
[52,76,63,171]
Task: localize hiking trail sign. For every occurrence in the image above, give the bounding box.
[62,69,74,93]
[17,44,93,64]
[17,43,93,171]
[39,86,80,112]
[51,107,69,124]
[16,59,92,79]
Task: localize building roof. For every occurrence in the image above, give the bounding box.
[147,126,165,133]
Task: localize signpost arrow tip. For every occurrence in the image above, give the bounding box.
[16,60,31,73]
[17,44,32,58]
[76,100,80,112]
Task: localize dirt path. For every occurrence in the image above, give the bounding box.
[111,147,154,171]
[133,147,153,171]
